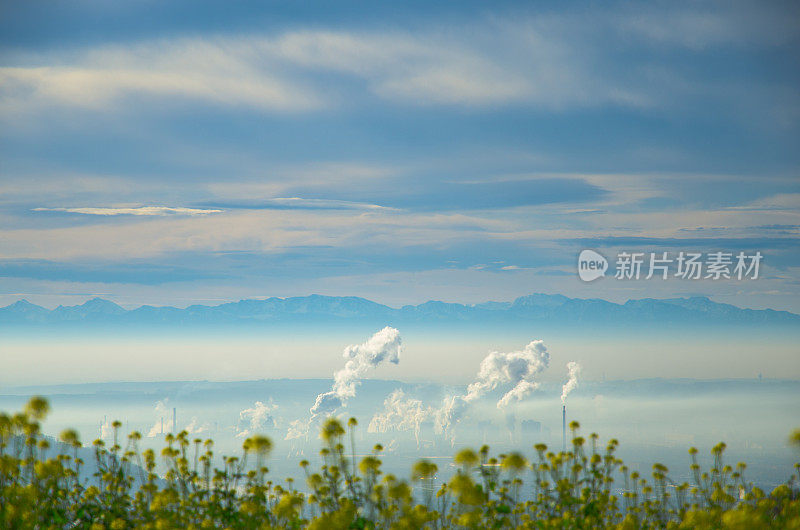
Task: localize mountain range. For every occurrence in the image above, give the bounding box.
[1,294,798,327]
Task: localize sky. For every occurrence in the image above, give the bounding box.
[1,0,799,312]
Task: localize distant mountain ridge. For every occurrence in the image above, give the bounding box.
[1,294,798,327]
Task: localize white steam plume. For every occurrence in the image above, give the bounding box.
[470,340,550,409]
[286,327,402,440]
[185,417,210,435]
[368,389,432,447]
[100,418,112,441]
[146,399,173,438]
[237,400,278,438]
[434,395,469,438]
[286,418,312,440]
[435,340,550,437]
[561,361,581,404]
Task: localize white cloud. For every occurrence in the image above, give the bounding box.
[725,193,800,212]
[0,3,795,119]
[3,178,796,263]
[262,198,397,211]
[274,30,535,105]
[0,37,323,113]
[1,206,519,261]
[33,206,223,216]
[0,17,662,114]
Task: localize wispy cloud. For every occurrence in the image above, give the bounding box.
[205,197,398,211]
[725,193,800,212]
[617,2,799,50]
[0,1,797,310]
[0,17,664,114]
[0,38,324,112]
[3,3,794,120]
[274,30,541,106]
[33,206,223,216]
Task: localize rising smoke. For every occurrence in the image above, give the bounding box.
[561,361,581,404]
[286,327,403,440]
[237,400,279,438]
[368,389,432,447]
[146,399,173,438]
[185,417,210,435]
[100,418,112,441]
[435,340,550,438]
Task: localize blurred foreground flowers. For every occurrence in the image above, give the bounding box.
[1,397,799,529]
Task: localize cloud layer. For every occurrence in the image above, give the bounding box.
[34,206,223,216]
[0,1,798,311]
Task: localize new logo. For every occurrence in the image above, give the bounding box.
[578,250,608,282]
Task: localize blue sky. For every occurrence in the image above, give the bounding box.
[1,0,799,310]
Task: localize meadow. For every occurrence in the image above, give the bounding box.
[1,397,799,529]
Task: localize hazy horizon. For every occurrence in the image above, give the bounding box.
[2,377,797,491]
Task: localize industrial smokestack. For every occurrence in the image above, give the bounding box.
[173,407,177,434]
[562,405,566,452]
[161,417,164,435]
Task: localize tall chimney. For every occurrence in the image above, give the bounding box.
[161,417,164,434]
[173,407,177,433]
[562,405,566,452]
